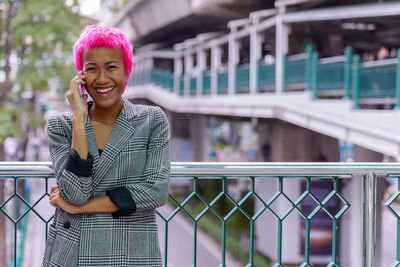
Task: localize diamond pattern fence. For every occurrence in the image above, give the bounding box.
[0,163,398,267]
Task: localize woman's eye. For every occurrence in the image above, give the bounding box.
[86,67,95,71]
[108,65,116,69]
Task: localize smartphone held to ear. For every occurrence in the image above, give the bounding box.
[80,84,92,102]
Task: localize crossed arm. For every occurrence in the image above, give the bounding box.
[49,185,118,214]
[48,113,119,214]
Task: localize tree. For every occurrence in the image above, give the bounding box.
[0,0,91,265]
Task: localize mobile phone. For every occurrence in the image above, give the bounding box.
[81,84,93,102]
[80,84,85,97]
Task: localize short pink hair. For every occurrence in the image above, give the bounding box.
[73,25,133,93]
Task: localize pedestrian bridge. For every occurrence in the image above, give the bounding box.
[0,162,398,266]
[125,77,400,161]
[123,0,400,161]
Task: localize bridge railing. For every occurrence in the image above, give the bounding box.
[0,162,399,267]
[130,47,400,109]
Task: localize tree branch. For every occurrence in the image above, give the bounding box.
[0,2,15,106]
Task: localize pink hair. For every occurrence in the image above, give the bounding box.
[73,25,133,93]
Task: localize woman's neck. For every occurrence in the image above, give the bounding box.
[89,99,123,125]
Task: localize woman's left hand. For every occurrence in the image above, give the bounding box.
[49,186,80,214]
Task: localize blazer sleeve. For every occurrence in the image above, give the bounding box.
[125,106,171,212]
[47,115,93,206]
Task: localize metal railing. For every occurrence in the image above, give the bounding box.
[1,162,399,267]
[131,47,400,109]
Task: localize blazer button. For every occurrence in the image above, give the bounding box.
[63,221,71,229]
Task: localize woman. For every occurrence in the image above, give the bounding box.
[42,25,170,267]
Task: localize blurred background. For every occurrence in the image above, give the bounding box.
[1,0,400,266]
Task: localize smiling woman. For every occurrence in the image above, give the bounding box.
[42,25,170,267]
[82,48,127,111]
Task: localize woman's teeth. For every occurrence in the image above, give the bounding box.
[96,87,114,93]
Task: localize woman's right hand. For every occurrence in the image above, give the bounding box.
[67,70,88,120]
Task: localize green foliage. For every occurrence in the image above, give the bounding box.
[0,0,90,144]
[11,0,90,95]
[0,105,20,144]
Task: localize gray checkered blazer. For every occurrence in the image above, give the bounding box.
[42,97,170,267]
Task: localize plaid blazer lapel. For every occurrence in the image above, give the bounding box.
[85,115,100,167]
[91,98,137,191]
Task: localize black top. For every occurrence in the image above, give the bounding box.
[64,148,136,218]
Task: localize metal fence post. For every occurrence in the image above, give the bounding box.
[344,46,353,100]
[282,54,287,93]
[352,54,360,109]
[362,172,377,267]
[395,50,400,109]
[305,45,313,92]
[256,59,261,93]
[311,52,319,99]
[234,64,238,94]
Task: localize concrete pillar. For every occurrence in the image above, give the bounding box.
[174,56,183,94]
[255,121,313,264]
[138,60,145,83]
[255,121,345,265]
[211,44,222,95]
[168,112,209,162]
[228,32,240,95]
[184,52,193,97]
[250,27,263,94]
[196,47,206,96]
[189,115,208,161]
[145,57,154,70]
[167,111,191,162]
[275,8,289,94]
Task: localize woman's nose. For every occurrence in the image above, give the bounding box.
[96,69,108,84]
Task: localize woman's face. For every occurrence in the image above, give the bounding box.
[82,47,127,109]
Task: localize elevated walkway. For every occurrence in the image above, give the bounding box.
[125,84,400,160]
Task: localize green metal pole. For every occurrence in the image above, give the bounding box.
[247,177,256,267]
[305,45,313,92]
[214,68,219,95]
[199,70,204,96]
[234,64,238,94]
[352,54,361,109]
[312,52,319,99]
[282,54,287,93]
[193,221,198,267]
[169,70,174,92]
[256,59,261,93]
[219,178,227,267]
[273,178,284,267]
[276,220,283,266]
[394,50,400,109]
[329,178,339,266]
[344,46,353,100]
[216,71,220,95]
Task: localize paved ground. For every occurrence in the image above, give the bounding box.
[157,204,242,267]
[382,205,397,267]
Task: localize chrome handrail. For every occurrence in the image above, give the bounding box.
[1,161,399,176]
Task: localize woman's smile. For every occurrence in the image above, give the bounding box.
[93,86,116,97]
